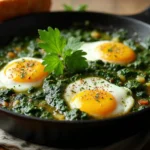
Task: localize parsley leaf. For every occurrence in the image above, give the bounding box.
[63,4,88,12]
[65,50,88,73]
[77,4,88,12]
[64,37,83,51]
[39,27,66,54]
[42,54,64,76]
[63,4,73,11]
[38,27,88,76]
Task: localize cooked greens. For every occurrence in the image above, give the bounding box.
[0,25,150,120]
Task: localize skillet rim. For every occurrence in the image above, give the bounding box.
[2,11,150,30]
[0,106,150,124]
[0,11,150,124]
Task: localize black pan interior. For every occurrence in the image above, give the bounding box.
[0,11,150,44]
[0,12,150,148]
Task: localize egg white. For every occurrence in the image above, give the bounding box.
[0,57,44,92]
[80,41,110,61]
[64,77,134,118]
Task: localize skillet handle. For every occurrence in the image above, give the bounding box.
[126,7,150,24]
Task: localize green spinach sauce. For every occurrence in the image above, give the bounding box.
[0,27,150,120]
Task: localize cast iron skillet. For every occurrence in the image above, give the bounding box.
[0,8,150,149]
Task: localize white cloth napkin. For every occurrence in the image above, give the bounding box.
[0,129,149,150]
[0,129,51,150]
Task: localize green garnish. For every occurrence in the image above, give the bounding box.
[63,4,88,12]
[38,27,88,76]
[95,93,100,102]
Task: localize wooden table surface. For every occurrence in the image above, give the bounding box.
[52,0,150,15]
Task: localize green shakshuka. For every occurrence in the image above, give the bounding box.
[0,27,149,120]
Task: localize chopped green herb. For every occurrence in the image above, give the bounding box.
[38,27,88,76]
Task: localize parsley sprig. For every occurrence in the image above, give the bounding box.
[63,4,88,12]
[38,27,88,76]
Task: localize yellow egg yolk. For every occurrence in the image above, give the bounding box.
[96,42,136,64]
[4,59,48,83]
[71,90,117,117]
